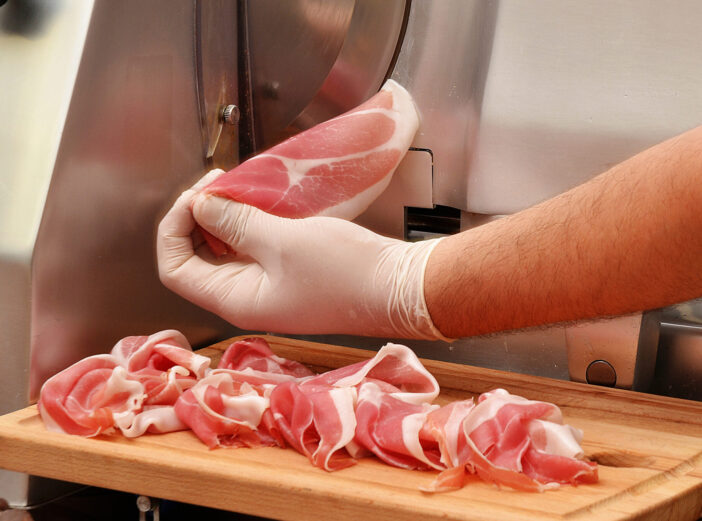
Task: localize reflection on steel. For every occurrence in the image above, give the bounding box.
[196,0,239,167]
[244,0,407,150]
[386,1,702,215]
[652,321,702,401]
[391,0,499,211]
[0,0,95,508]
[463,0,702,214]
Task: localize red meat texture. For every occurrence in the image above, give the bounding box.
[39,333,597,493]
[196,79,419,256]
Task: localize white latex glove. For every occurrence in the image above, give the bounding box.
[157,171,450,341]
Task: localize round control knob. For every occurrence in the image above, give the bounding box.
[221,104,240,125]
[586,360,617,387]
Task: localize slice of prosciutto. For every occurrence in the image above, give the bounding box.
[462,389,597,491]
[38,356,145,437]
[38,330,213,438]
[268,342,440,472]
[110,330,210,406]
[269,379,358,471]
[423,389,598,492]
[173,338,317,449]
[174,372,274,449]
[217,337,315,378]
[117,405,188,437]
[310,342,440,405]
[353,382,443,471]
[199,79,419,255]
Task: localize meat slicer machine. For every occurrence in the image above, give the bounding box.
[2,0,702,511]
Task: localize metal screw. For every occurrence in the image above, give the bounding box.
[136,495,157,512]
[221,104,240,125]
[137,496,160,521]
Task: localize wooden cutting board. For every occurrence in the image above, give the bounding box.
[1,335,702,521]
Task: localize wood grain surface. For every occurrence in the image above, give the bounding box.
[1,335,702,521]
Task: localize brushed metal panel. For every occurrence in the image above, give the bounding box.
[390,0,499,210]
[466,0,702,214]
[29,0,241,404]
[196,0,239,168]
[354,149,434,238]
[290,325,570,382]
[653,320,702,400]
[245,0,407,150]
[389,1,702,215]
[245,0,355,149]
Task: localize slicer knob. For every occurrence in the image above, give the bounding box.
[586,360,617,387]
[221,104,240,125]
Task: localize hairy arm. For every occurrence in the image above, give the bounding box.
[425,125,702,338]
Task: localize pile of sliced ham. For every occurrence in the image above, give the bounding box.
[196,78,419,256]
[38,332,597,492]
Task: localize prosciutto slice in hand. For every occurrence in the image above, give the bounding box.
[199,79,419,255]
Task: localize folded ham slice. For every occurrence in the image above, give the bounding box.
[198,79,419,255]
[38,330,212,438]
[422,389,598,492]
[309,342,440,405]
[173,372,274,449]
[269,380,358,471]
[117,405,187,437]
[217,337,314,378]
[458,389,598,491]
[266,342,441,471]
[38,356,144,437]
[354,382,443,471]
[171,337,316,449]
[111,330,210,406]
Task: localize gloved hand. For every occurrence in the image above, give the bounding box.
[157,171,451,341]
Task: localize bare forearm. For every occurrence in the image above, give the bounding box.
[425,125,702,338]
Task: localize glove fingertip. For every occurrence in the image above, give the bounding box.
[192,194,249,250]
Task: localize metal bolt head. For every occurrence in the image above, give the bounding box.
[221,104,240,125]
[136,495,153,512]
[586,360,617,387]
